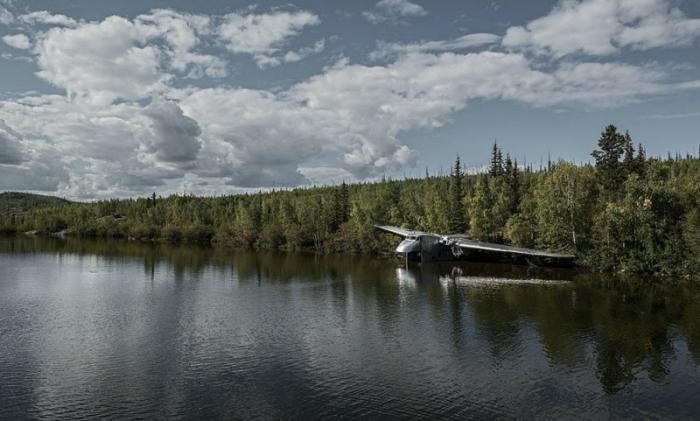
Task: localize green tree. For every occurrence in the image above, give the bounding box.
[489,142,504,177]
[534,162,595,252]
[591,124,627,194]
[468,176,494,240]
[449,155,467,233]
[622,131,636,176]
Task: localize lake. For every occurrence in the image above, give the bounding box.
[1,236,699,419]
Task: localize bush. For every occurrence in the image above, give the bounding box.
[182,224,214,244]
[161,225,183,243]
[128,224,160,240]
[257,223,285,249]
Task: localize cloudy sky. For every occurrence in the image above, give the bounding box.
[0,0,699,199]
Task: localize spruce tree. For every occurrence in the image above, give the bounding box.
[330,188,341,231]
[591,124,626,194]
[507,156,520,214]
[635,143,647,175]
[449,155,467,233]
[489,142,504,176]
[622,131,636,176]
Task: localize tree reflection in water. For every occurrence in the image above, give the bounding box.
[2,235,699,396]
[388,261,699,394]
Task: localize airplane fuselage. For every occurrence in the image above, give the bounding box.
[377,226,576,268]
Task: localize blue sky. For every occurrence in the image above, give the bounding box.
[0,0,699,198]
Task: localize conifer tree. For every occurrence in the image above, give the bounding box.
[506,156,521,213]
[591,124,626,194]
[340,181,350,223]
[489,142,504,176]
[468,175,493,240]
[449,155,467,233]
[622,131,636,176]
[635,143,647,176]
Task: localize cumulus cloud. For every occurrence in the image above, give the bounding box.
[35,16,167,104]
[0,120,24,165]
[0,5,15,25]
[283,39,325,64]
[183,51,697,183]
[363,0,427,24]
[142,99,201,165]
[180,88,317,186]
[370,33,501,60]
[252,39,326,68]
[217,10,320,68]
[20,10,79,27]
[0,150,69,192]
[1,4,700,197]
[300,166,357,185]
[135,9,227,78]
[0,114,67,191]
[32,9,230,104]
[2,48,699,196]
[2,33,30,49]
[503,0,700,57]
[0,94,184,196]
[289,52,679,174]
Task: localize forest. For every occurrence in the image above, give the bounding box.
[1,124,699,276]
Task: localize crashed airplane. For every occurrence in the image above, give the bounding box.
[375,225,576,268]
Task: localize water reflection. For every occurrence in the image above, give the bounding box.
[1,235,699,419]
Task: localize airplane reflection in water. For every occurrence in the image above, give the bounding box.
[395,261,570,289]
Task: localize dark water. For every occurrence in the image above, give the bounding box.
[1,236,699,420]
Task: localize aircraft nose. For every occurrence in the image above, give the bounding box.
[396,239,421,253]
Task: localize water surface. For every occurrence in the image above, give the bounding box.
[1,236,699,419]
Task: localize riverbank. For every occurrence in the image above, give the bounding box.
[2,133,699,277]
[4,231,698,282]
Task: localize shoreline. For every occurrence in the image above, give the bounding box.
[5,232,697,281]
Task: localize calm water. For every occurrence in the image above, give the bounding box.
[1,236,699,420]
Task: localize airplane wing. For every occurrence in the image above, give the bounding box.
[374,225,429,238]
[451,237,575,260]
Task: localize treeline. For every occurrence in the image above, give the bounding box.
[1,124,699,275]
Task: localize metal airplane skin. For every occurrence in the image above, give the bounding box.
[375,225,576,268]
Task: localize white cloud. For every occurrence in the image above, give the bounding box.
[0,150,69,192]
[363,0,427,24]
[35,16,167,105]
[20,10,78,27]
[32,10,228,105]
[135,9,227,79]
[283,39,325,64]
[217,10,320,68]
[370,33,501,60]
[645,110,700,120]
[1,52,33,62]
[0,5,15,25]
[503,0,700,57]
[2,48,699,196]
[299,166,357,185]
[0,94,204,197]
[0,119,24,165]
[142,99,201,165]
[0,112,68,192]
[2,33,30,49]
[180,88,317,186]
[250,39,326,68]
[1,5,700,197]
